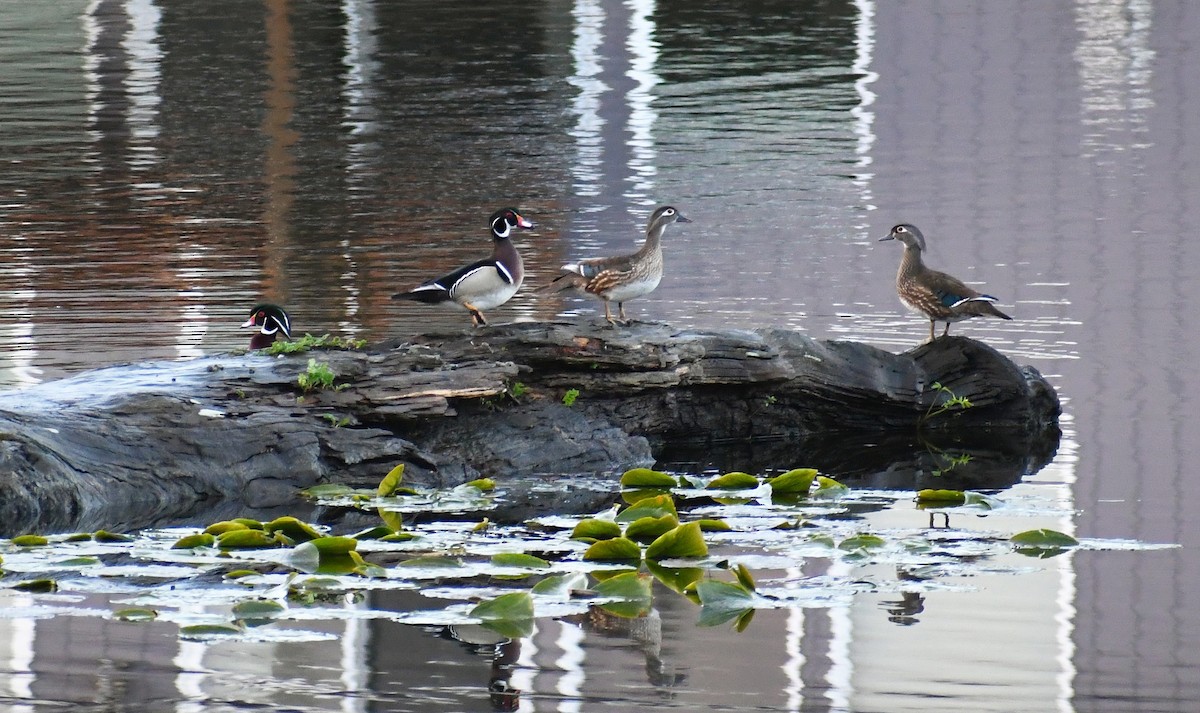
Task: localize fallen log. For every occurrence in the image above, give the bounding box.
[0,321,1060,535]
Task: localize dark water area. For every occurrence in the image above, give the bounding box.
[0,0,1197,710]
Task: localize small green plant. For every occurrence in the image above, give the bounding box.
[562,388,580,407]
[321,413,352,428]
[267,333,368,356]
[763,394,777,407]
[297,359,338,392]
[932,452,973,477]
[919,382,973,426]
[509,381,528,400]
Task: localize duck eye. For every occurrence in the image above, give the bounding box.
[896,226,907,233]
[664,208,674,215]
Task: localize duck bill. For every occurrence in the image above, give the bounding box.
[516,214,535,229]
[878,234,895,242]
[239,316,258,329]
[677,216,693,223]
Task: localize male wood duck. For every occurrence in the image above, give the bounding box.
[543,205,691,325]
[241,303,292,350]
[392,208,534,327]
[879,223,1012,341]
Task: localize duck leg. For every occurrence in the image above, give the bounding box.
[943,322,951,337]
[465,303,488,327]
[928,320,937,342]
[603,302,619,327]
[618,302,630,324]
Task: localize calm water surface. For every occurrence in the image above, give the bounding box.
[0,0,1197,710]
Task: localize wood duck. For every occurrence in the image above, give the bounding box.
[241,303,292,350]
[392,208,534,327]
[543,206,691,325]
[879,223,1012,341]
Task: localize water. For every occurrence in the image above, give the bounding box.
[0,0,1196,709]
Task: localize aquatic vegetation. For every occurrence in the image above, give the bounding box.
[0,464,1175,645]
[297,359,340,392]
[265,333,367,355]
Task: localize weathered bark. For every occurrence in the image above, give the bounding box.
[0,321,1059,535]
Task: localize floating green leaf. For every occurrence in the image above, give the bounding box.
[204,521,250,536]
[1011,529,1079,548]
[620,468,677,489]
[351,526,395,540]
[232,518,265,530]
[732,563,757,592]
[224,569,260,580]
[216,529,280,550]
[464,478,495,492]
[811,476,850,499]
[706,471,760,490]
[645,522,708,561]
[838,534,887,551]
[12,579,56,593]
[696,579,756,627]
[491,553,550,569]
[645,561,704,594]
[621,488,672,505]
[616,493,677,523]
[378,509,404,533]
[11,535,48,547]
[470,591,535,639]
[64,533,93,543]
[378,463,405,497]
[530,572,590,596]
[114,608,158,622]
[232,599,285,620]
[915,489,967,506]
[93,530,135,543]
[583,537,642,562]
[695,519,732,532]
[171,533,216,549]
[180,623,243,639]
[310,537,358,556]
[624,514,679,544]
[768,468,818,495]
[301,483,357,499]
[60,556,101,566]
[592,571,653,618]
[264,516,322,543]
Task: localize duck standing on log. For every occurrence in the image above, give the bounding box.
[393,208,535,327]
[543,205,691,326]
[241,303,292,350]
[879,223,1012,341]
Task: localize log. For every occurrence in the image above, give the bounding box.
[0,321,1060,535]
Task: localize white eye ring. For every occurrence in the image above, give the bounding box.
[664,208,674,215]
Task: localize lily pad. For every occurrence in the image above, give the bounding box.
[307,536,358,556]
[113,608,158,622]
[706,472,760,490]
[464,478,496,492]
[695,518,732,532]
[620,468,678,489]
[1011,529,1079,548]
[616,494,678,523]
[11,535,48,547]
[583,537,642,562]
[470,591,535,639]
[171,533,216,549]
[232,599,286,620]
[645,561,704,593]
[915,488,967,505]
[12,579,56,593]
[301,483,357,500]
[530,572,590,596]
[490,553,550,569]
[93,530,134,543]
[838,534,887,551]
[696,579,756,627]
[216,529,281,550]
[592,571,653,618]
[378,463,406,497]
[570,518,623,542]
[645,522,708,561]
[397,555,464,568]
[180,623,244,639]
[767,468,818,495]
[265,516,323,543]
[811,476,850,499]
[624,514,680,544]
[205,521,250,536]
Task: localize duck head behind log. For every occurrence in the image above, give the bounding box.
[241,303,292,350]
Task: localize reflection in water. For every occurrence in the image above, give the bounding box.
[2,0,1200,710]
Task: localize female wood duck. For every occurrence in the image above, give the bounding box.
[241,303,292,350]
[392,208,534,327]
[543,205,691,325]
[879,223,1012,341]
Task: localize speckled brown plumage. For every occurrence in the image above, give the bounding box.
[880,223,1012,341]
